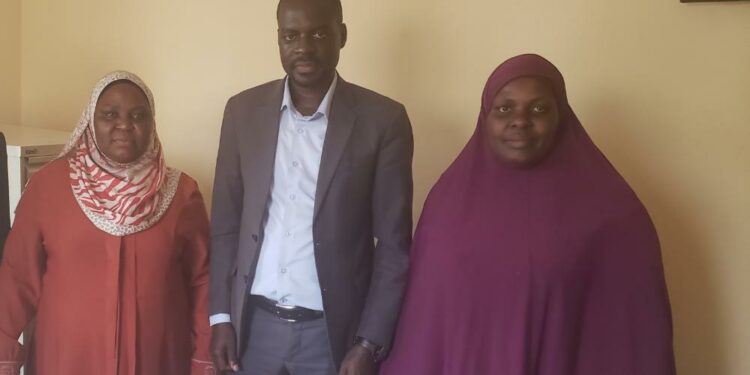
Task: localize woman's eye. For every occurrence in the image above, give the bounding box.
[102,111,116,119]
[312,31,327,39]
[496,106,511,113]
[283,34,296,42]
[133,110,152,122]
[532,105,547,113]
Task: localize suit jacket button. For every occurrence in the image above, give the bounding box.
[252,234,258,242]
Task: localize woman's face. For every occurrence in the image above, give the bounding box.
[93,81,153,164]
[484,77,560,167]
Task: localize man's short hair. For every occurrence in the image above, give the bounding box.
[329,0,343,23]
[277,0,343,23]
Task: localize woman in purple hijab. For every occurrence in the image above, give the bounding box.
[380,54,675,375]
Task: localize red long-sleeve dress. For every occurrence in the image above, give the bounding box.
[0,159,214,375]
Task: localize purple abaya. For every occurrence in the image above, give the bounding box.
[381,54,675,375]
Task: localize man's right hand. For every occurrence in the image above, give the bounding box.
[211,323,240,372]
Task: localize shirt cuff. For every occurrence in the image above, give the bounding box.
[209,313,231,326]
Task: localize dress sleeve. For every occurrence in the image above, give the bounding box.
[0,180,46,374]
[577,208,676,375]
[177,184,215,375]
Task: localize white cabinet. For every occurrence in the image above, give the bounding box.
[1,124,70,223]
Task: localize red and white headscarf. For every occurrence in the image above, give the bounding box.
[60,71,180,236]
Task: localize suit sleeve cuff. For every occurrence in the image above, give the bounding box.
[209,313,231,326]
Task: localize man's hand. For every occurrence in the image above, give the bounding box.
[210,323,240,373]
[338,345,376,375]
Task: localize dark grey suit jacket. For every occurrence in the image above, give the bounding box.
[209,77,413,367]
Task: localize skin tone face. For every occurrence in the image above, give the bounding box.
[484,77,561,167]
[277,0,347,114]
[93,81,154,164]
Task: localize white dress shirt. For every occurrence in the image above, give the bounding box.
[210,75,337,326]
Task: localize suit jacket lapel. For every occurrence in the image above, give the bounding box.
[314,79,357,222]
[237,80,284,231]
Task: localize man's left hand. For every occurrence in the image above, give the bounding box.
[338,345,376,375]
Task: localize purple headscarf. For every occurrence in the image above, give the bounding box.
[381,54,675,375]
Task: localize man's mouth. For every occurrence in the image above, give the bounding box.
[294,60,317,74]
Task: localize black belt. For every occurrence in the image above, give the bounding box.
[249,295,324,322]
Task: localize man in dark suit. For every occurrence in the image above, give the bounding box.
[209,0,413,374]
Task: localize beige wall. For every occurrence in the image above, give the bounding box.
[0,0,20,124]
[18,1,750,374]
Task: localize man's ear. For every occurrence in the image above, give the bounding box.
[339,23,348,48]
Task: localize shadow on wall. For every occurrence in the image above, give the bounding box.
[586,93,727,375]
[381,22,471,220]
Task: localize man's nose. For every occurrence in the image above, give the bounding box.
[294,35,316,54]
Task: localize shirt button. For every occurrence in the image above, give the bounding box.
[296,128,304,134]
[292,161,299,167]
[289,194,296,200]
[285,231,292,237]
[280,298,288,304]
[281,268,287,274]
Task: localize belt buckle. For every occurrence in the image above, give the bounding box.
[275,301,298,323]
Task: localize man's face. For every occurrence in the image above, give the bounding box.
[277,0,346,91]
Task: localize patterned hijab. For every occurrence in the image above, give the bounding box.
[60,71,180,236]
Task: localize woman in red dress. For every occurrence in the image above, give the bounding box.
[0,71,214,375]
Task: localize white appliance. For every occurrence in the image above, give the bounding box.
[1,124,70,223]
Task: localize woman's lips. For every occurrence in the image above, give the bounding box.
[503,138,533,149]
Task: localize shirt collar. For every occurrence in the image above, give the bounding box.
[281,73,339,119]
